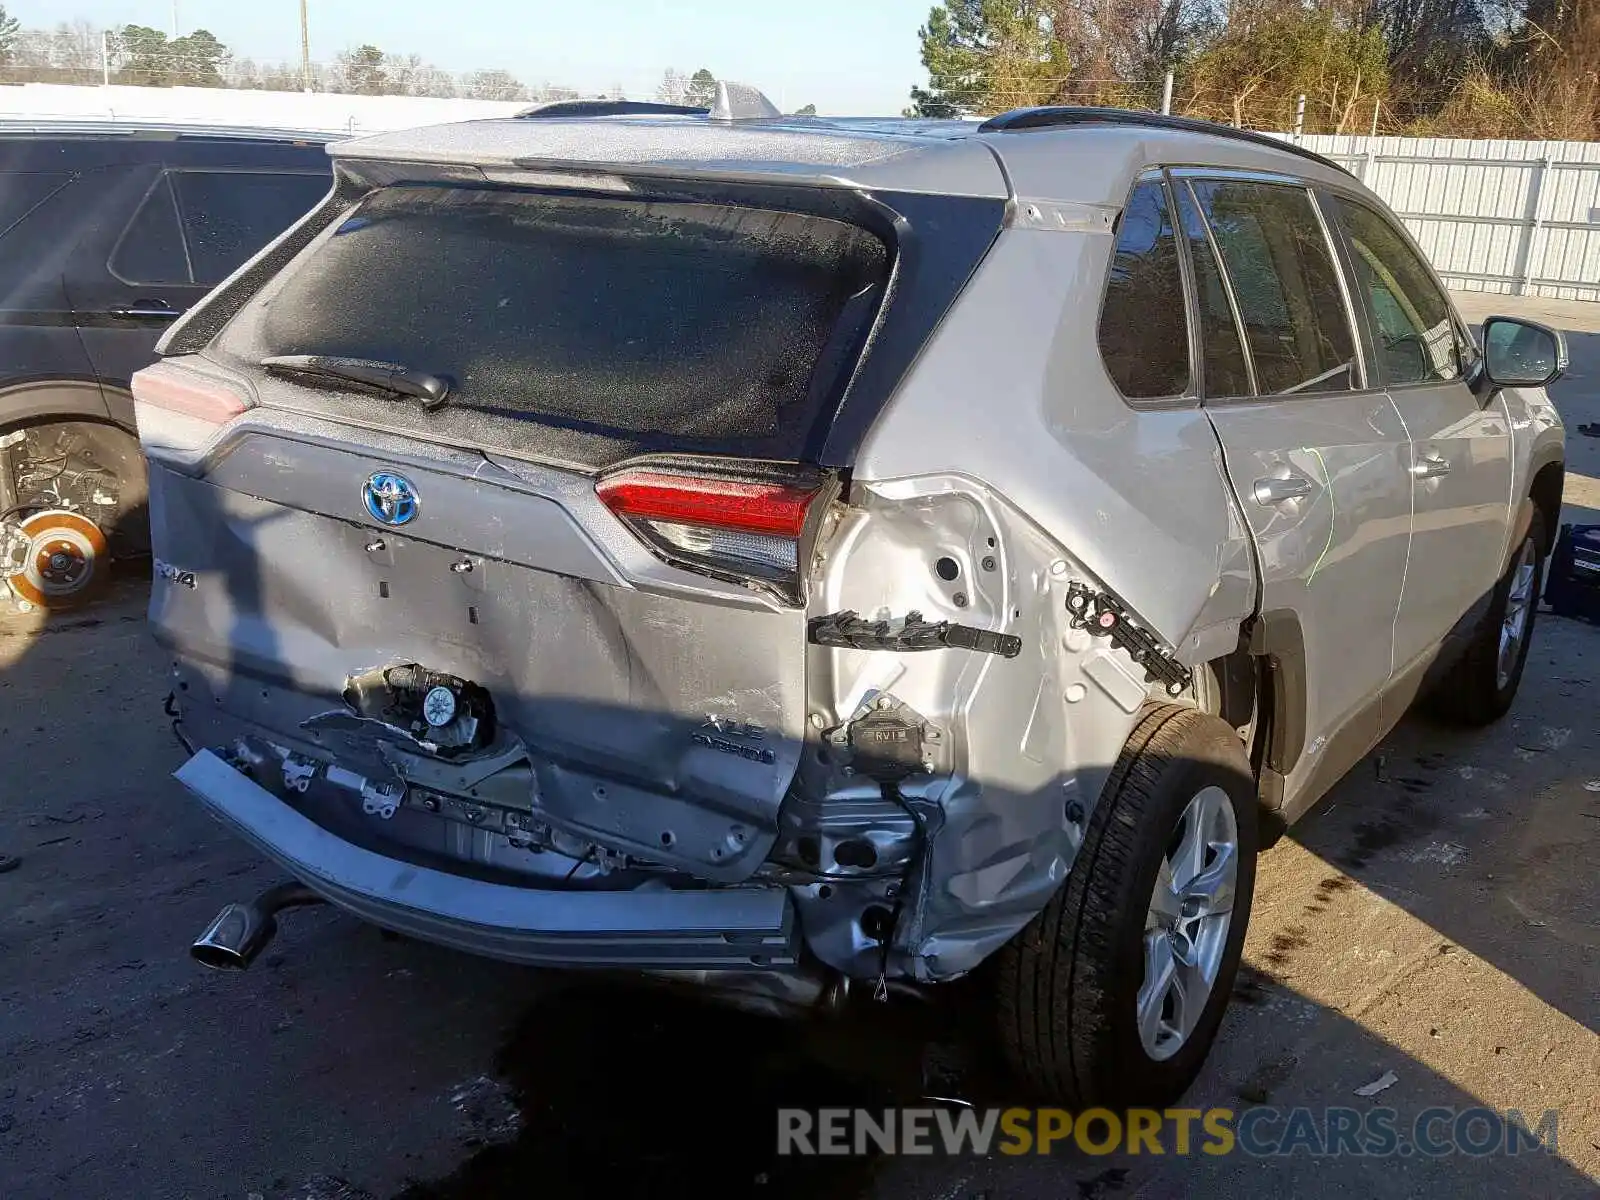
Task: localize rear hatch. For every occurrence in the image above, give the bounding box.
[139,140,1004,882]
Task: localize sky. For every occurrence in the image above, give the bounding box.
[12,0,935,115]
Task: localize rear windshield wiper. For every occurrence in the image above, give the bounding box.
[261,355,451,410]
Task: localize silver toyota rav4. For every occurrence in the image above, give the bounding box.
[136,93,1567,1107]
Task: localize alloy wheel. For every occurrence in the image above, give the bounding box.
[1497,537,1539,690]
[1138,785,1239,1061]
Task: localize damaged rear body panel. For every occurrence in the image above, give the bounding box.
[155,411,810,885]
[145,111,1256,995]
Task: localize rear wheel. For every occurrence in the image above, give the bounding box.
[1431,512,1545,726]
[993,704,1257,1107]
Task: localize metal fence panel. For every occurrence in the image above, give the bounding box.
[1294,134,1600,302]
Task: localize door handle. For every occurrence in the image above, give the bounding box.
[1411,454,1452,480]
[109,301,179,320]
[1252,473,1315,506]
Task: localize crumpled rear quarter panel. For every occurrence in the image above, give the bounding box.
[806,478,1167,980]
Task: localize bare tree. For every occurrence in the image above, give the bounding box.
[382,52,455,97]
[462,68,527,101]
[50,18,101,75]
[3,18,103,83]
[656,67,689,103]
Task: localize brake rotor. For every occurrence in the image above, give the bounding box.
[3,509,110,609]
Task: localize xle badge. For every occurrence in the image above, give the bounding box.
[692,717,776,764]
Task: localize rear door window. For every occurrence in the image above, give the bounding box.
[1099,180,1190,399]
[1188,180,1357,396]
[171,171,328,286]
[110,173,189,285]
[216,186,890,466]
[1331,196,1461,386]
[111,170,326,287]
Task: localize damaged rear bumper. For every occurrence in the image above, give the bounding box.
[174,749,800,970]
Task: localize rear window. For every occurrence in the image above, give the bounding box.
[217,186,889,465]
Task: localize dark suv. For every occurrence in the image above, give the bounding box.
[0,122,329,609]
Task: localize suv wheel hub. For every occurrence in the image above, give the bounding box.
[1138,785,1238,1061]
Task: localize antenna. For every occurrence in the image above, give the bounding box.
[710,81,781,122]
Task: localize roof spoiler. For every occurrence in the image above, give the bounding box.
[512,81,782,124]
[516,100,708,119]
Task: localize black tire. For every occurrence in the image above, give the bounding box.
[1431,512,1545,727]
[993,703,1258,1108]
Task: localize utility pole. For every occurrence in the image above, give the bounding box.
[1160,71,1173,116]
[171,1,179,39]
[299,0,313,92]
[101,29,111,86]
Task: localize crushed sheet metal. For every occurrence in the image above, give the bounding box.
[812,476,1146,981]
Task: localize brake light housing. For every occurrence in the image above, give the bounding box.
[597,463,836,605]
[130,361,252,457]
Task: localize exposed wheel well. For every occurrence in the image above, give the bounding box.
[0,417,148,557]
[1200,638,1293,848]
[1529,462,1564,555]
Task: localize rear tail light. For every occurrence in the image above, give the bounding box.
[597,467,832,604]
[130,361,251,456]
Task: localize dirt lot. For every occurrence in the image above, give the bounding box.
[2,294,1597,1200]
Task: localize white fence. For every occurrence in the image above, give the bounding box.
[1296,134,1600,303]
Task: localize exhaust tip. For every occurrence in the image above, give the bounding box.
[191,939,251,971]
[189,882,323,971]
[190,901,276,971]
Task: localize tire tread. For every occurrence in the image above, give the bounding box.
[995,703,1238,1105]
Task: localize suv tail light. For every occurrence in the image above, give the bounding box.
[597,466,833,604]
[131,361,251,456]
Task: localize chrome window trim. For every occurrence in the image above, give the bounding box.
[1175,171,1366,406]
[1177,176,1259,400]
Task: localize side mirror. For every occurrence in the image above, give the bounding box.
[1482,316,1567,389]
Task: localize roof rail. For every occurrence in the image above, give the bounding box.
[976,107,1348,175]
[0,118,331,142]
[516,99,709,119]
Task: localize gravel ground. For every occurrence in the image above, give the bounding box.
[1,295,1596,1200]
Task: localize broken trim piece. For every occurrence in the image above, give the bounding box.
[1065,582,1193,696]
[808,610,1022,658]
